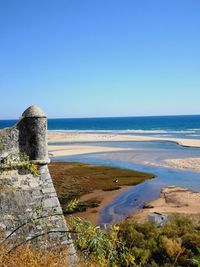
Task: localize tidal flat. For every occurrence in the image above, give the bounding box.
[49,162,154,224]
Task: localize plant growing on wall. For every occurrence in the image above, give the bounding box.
[0,152,38,176]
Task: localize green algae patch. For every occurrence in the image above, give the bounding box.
[49,161,154,197]
[49,162,155,214]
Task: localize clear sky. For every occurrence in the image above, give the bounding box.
[0,0,200,119]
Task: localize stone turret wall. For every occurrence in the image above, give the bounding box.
[0,106,76,264]
[0,105,48,163]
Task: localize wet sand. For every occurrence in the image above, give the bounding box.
[131,186,200,222]
[74,186,130,224]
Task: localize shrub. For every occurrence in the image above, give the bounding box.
[68,215,200,267]
[0,215,199,266]
[68,216,135,267]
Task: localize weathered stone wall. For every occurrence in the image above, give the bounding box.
[0,126,20,157]
[0,106,76,264]
[0,105,48,163]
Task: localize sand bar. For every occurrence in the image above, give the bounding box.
[48,132,200,171]
[131,186,200,222]
[48,131,200,148]
[48,145,129,157]
[163,158,200,172]
[142,157,200,172]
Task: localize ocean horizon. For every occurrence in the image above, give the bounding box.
[1,114,200,139]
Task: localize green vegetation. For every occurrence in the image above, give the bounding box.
[68,215,200,267]
[64,198,101,214]
[0,215,199,266]
[68,216,135,266]
[0,159,199,266]
[49,162,154,214]
[49,162,154,195]
[0,153,38,176]
[193,248,200,266]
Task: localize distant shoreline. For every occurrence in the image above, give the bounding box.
[48,130,200,149]
[48,131,200,174]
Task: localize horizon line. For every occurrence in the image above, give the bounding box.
[1,113,200,121]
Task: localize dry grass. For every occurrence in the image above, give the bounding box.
[0,242,99,267]
[0,243,69,267]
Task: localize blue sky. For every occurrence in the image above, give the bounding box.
[0,0,200,119]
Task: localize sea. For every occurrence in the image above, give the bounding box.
[1,115,200,139]
[1,115,200,225]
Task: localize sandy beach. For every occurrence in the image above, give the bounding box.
[163,158,200,172]
[142,157,200,172]
[48,131,200,148]
[49,144,129,157]
[48,131,200,173]
[131,186,200,222]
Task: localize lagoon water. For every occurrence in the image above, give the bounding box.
[52,140,200,225]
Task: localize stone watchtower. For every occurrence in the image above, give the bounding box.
[18,105,49,163]
[0,105,76,264]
